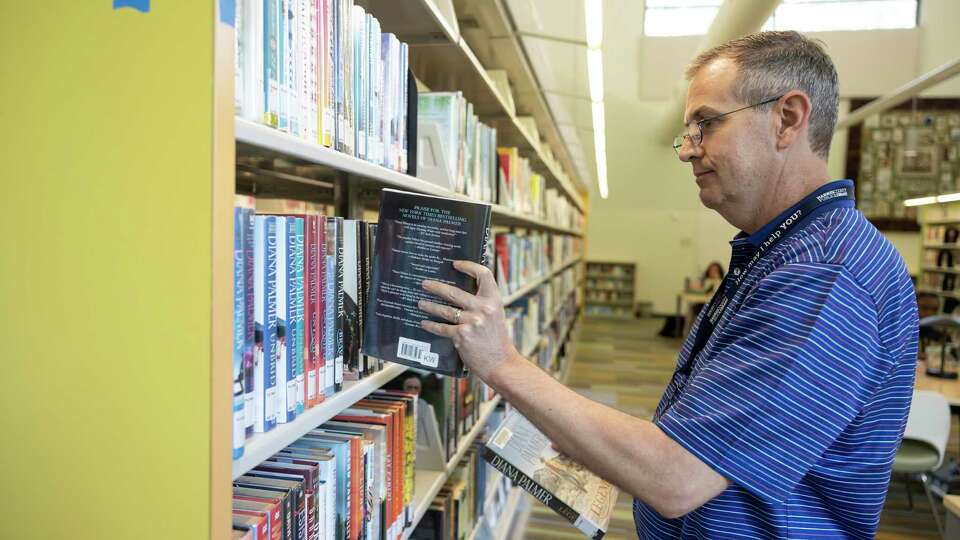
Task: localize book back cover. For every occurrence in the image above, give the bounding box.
[362,189,491,377]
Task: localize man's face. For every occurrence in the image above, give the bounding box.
[679,58,776,216]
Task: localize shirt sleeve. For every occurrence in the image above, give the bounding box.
[656,263,893,505]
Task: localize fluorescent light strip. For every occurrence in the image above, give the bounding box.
[587,49,604,103]
[585,0,602,47]
[903,193,960,207]
[584,0,607,199]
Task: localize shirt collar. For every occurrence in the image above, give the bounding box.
[740,179,856,248]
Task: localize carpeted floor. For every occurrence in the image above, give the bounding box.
[519,317,943,540]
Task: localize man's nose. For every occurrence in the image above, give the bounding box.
[677,138,701,163]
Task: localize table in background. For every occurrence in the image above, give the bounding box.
[915,361,960,407]
[676,291,712,338]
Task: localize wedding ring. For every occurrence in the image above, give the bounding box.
[455,309,462,324]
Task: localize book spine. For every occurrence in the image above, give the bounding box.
[399,42,408,174]
[254,216,279,433]
[322,0,335,147]
[305,215,318,408]
[277,0,290,133]
[342,0,354,156]
[264,0,280,127]
[233,205,246,460]
[292,217,305,416]
[352,6,367,160]
[334,217,345,390]
[243,205,257,436]
[274,217,293,424]
[481,446,601,539]
[342,220,360,380]
[333,0,344,151]
[324,217,337,396]
[316,216,327,400]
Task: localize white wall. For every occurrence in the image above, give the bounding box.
[588,0,958,313]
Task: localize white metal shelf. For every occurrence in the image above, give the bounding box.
[401,395,504,540]
[923,266,960,275]
[925,218,960,225]
[923,243,960,249]
[236,118,583,236]
[232,363,408,479]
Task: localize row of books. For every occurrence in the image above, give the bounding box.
[534,295,578,375]
[925,225,960,244]
[550,235,582,269]
[505,267,579,358]
[419,92,499,204]
[232,389,417,540]
[235,0,412,173]
[412,371,496,464]
[410,406,512,540]
[494,232,550,298]
[233,196,382,459]
[545,187,584,232]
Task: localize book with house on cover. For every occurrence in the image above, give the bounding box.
[483,409,618,540]
[363,189,491,377]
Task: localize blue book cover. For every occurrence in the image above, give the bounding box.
[242,205,256,436]
[232,205,246,460]
[324,216,337,397]
[352,5,366,160]
[291,217,306,416]
[263,0,280,127]
[254,215,279,433]
[367,14,381,165]
[275,217,297,424]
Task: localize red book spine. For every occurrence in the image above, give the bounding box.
[305,214,318,408]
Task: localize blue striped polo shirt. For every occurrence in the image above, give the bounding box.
[635,180,919,538]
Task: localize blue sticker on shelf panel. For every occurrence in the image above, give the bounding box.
[220,0,235,26]
[112,0,150,12]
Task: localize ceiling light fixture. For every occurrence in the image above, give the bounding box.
[584,0,607,199]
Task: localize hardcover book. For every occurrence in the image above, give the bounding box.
[363,189,491,377]
[234,201,248,459]
[254,215,279,433]
[483,410,618,540]
[275,217,297,425]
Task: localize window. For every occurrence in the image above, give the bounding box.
[643,0,918,37]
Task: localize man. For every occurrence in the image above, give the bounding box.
[417,31,918,538]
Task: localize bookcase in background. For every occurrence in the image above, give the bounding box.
[917,202,960,312]
[584,262,637,319]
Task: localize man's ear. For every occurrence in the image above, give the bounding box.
[775,91,812,152]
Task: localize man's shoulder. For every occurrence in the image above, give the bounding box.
[784,207,907,283]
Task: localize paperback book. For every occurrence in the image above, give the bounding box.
[363,189,492,377]
[482,410,618,540]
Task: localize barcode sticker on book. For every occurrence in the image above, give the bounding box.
[397,337,439,368]
[491,427,513,449]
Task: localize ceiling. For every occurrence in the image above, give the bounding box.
[504,0,598,192]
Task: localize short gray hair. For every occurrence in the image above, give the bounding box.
[686,31,839,159]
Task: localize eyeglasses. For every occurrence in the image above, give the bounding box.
[672,95,784,155]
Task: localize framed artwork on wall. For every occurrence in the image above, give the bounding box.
[845,98,960,231]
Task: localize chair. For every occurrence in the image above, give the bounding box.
[894,390,952,538]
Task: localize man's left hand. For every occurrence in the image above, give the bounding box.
[418,260,518,381]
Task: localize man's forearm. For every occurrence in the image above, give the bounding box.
[487,351,728,518]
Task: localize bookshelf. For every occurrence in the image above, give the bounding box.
[6,2,589,539]
[585,262,636,319]
[918,204,960,312]
[229,1,591,539]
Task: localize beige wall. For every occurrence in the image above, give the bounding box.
[588,0,959,313]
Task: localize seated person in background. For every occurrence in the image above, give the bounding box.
[687,261,725,294]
